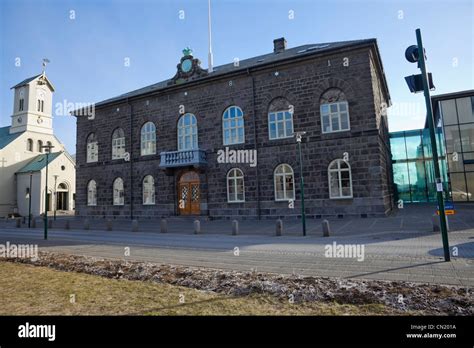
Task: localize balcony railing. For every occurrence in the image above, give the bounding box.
[159,149,207,168]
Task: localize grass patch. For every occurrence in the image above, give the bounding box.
[0,261,400,315]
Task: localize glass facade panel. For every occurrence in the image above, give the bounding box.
[459,123,474,152]
[444,125,462,153]
[390,128,448,203]
[404,132,423,159]
[390,136,407,161]
[450,173,468,202]
[466,173,474,201]
[441,99,458,125]
[457,97,474,124]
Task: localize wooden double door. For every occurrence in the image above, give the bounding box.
[178,171,200,215]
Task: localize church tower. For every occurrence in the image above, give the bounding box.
[9,72,55,135]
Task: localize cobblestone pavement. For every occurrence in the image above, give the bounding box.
[0,204,473,286]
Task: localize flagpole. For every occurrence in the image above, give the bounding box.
[208,0,214,73]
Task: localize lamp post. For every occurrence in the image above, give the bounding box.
[404,28,450,261]
[53,175,58,221]
[41,144,54,240]
[28,171,33,228]
[295,131,306,236]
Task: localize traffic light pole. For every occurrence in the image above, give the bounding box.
[415,28,450,261]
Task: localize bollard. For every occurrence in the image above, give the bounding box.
[84,218,90,230]
[106,219,113,231]
[232,220,239,235]
[48,219,53,229]
[15,218,21,228]
[322,219,330,237]
[194,220,201,234]
[65,220,70,230]
[276,219,283,236]
[31,217,36,228]
[160,218,167,233]
[132,219,138,232]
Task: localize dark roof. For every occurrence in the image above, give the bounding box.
[92,39,381,108]
[10,74,42,89]
[0,126,22,149]
[16,152,62,174]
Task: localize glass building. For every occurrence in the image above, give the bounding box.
[390,128,448,203]
[432,90,474,202]
[389,89,474,204]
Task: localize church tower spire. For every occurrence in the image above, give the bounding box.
[9,61,55,135]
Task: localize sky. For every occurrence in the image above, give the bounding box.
[0,0,473,155]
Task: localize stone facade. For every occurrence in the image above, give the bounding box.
[74,39,394,219]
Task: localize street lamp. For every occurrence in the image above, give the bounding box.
[41,144,54,240]
[404,28,450,262]
[295,131,307,236]
[28,171,33,228]
[53,175,58,221]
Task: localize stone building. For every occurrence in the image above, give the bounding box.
[73,38,393,219]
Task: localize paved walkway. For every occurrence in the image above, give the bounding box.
[0,205,473,286]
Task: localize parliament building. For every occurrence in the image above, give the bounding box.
[73,37,394,219]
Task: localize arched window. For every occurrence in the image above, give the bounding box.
[142,175,155,205]
[113,177,124,206]
[87,180,97,206]
[227,168,245,202]
[320,88,350,133]
[46,141,52,151]
[328,159,353,199]
[268,97,294,140]
[223,106,245,145]
[112,128,126,159]
[27,138,33,152]
[38,140,43,153]
[274,164,295,201]
[141,122,156,156]
[86,133,98,163]
[177,113,198,151]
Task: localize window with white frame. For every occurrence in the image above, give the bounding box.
[268,97,294,140]
[227,168,245,202]
[38,140,43,153]
[223,106,245,145]
[141,122,156,156]
[87,180,97,206]
[178,113,198,150]
[112,128,126,159]
[86,133,98,163]
[274,164,295,201]
[113,177,124,206]
[142,175,155,205]
[268,111,293,140]
[319,88,350,134]
[328,159,353,199]
[27,138,33,152]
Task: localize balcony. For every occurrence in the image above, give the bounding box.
[159,149,207,168]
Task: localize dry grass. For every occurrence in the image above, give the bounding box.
[0,261,400,315]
